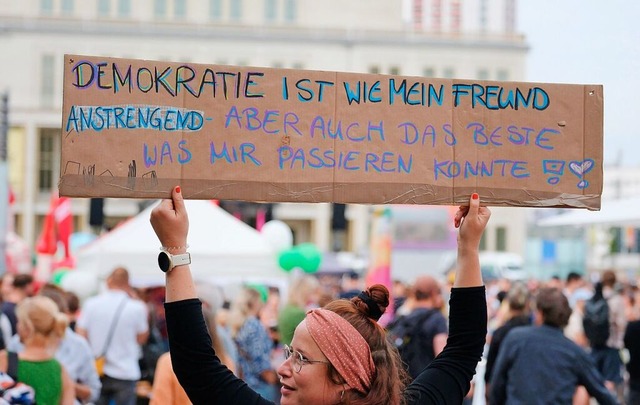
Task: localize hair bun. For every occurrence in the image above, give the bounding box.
[352,284,390,321]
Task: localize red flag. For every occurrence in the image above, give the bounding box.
[54,197,73,259]
[36,211,57,255]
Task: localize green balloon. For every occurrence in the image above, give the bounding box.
[278,249,301,272]
[296,243,322,273]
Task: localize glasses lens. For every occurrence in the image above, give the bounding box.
[284,346,301,372]
[294,351,302,373]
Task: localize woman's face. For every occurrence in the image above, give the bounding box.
[277,320,343,405]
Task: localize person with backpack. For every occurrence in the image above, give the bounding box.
[584,271,627,401]
[386,275,448,379]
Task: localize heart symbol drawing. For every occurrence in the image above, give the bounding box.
[569,159,595,178]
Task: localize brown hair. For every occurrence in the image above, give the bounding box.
[12,274,33,289]
[38,284,70,314]
[535,287,571,328]
[16,296,68,341]
[601,269,617,288]
[323,284,409,405]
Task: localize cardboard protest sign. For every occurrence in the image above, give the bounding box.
[60,54,603,209]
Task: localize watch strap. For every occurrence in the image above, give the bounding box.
[171,252,191,268]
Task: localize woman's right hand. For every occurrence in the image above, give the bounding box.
[454,193,491,250]
[150,186,189,251]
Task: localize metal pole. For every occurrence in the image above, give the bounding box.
[0,92,9,275]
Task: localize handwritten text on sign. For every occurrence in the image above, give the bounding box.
[60,55,603,209]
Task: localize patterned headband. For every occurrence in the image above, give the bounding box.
[305,308,375,395]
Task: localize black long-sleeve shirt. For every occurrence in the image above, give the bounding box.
[165,286,487,405]
[624,320,640,392]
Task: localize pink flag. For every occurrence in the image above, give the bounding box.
[365,208,393,325]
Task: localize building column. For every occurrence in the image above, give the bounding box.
[349,204,370,253]
[313,203,331,252]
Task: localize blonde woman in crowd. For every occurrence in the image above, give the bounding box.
[229,286,279,401]
[1,295,75,404]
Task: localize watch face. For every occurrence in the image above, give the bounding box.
[158,251,171,273]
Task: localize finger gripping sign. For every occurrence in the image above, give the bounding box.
[59,54,603,210]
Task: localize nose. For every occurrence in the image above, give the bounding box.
[277,354,294,378]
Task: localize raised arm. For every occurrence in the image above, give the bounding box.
[150,187,272,404]
[404,193,490,404]
[453,193,491,288]
[149,186,196,303]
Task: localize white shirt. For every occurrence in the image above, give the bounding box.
[77,290,148,381]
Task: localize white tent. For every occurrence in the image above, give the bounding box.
[74,200,284,288]
[537,197,640,227]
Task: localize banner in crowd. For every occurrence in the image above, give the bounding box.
[59,55,604,209]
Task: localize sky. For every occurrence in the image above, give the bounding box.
[517,0,640,167]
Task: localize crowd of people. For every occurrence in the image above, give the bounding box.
[0,189,638,404]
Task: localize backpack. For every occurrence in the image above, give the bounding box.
[387,310,436,378]
[582,295,610,348]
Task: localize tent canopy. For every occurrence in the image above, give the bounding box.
[74,200,283,288]
[537,197,640,228]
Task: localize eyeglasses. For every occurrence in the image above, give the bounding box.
[283,344,330,373]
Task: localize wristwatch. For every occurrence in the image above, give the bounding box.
[158,251,191,273]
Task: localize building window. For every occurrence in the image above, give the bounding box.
[450,0,461,32]
[496,227,507,251]
[389,66,401,75]
[284,0,296,22]
[265,0,277,22]
[175,0,187,19]
[442,67,455,78]
[154,0,167,19]
[292,62,303,69]
[369,66,380,74]
[431,0,442,31]
[230,0,242,21]
[61,0,74,15]
[41,54,55,107]
[97,0,110,17]
[210,0,222,20]
[423,67,435,77]
[118,0,131,17]
[479,232,487,251]
[497,69,509,81]
[40,0,53,15]
[38,129,60,192]
[477,69,489,80]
